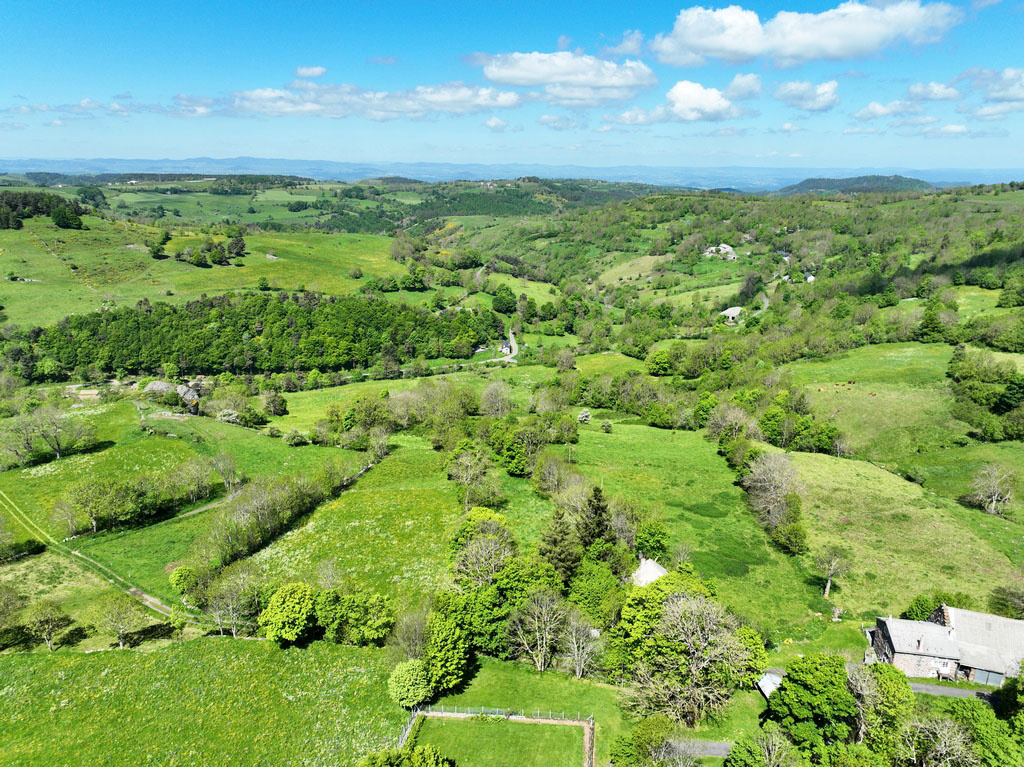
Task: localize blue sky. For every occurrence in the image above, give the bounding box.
[1,0,1021,167]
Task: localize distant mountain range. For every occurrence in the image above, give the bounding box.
[0,156,1016,191]
[775,175,936,196]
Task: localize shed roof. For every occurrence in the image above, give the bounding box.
[631,557,668,587]
[719,306,743,320]
[878,617,960,660]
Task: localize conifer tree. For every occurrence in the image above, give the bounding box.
[577,486,611,550]
[539,508,580,585]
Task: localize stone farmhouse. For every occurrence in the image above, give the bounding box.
[703,243,737,260]
[873,605,1024,686]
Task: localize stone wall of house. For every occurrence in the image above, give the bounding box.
[890,652,955,678]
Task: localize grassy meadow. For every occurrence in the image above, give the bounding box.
[0,639,405,766]
[413,718,583,767]
[785,343,969,464]
[792,451,1019,618]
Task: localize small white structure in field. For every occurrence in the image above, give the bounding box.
[719,306,743,322]
[631,558,668,587]
[804,273,816,283]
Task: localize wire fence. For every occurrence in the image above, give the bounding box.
[397,705,595,766]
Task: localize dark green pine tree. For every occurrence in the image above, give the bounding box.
[538,508,581,585]
[577,486,611,550]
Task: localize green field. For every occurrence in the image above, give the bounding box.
[785,343,969,464]
[557,423,823,636]
[896,440,1024,514]
[792,451,1019,617]
[253,435,460,606]
[414,717,582,767]
[0,216,402,326]
[0,639,405,766]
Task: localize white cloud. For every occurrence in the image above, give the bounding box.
[908,81,961,100]
[484,116,508,132]
[479,51,656,106]
[965,67,1024,102]
[295,66,327,78]
[557,35,572,51]
[724,73,761,100]
[650,1,961,67]
[780,121,803,132]
[609,80,740,124]
[538,114,582,130]
[938,123,967,134]
[774,80,839,111]
[46,119,64,127]
[367,56,397,66]
[604,30,644,56]
[843,126,879,134]
[232,81,521,120]
[891,115,939,126]
[853,100,920,119]
[0,121,28,130]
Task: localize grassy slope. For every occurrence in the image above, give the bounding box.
[561,423,822,635]
[0,639,404,767]
[792,451,1019,618]
[0,216,400,326]
[785,343,970,464]
[253,435,460,607]
[414,718,582,767]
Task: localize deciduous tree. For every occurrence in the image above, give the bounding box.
[95,593,146,649]
[23,599,70,651]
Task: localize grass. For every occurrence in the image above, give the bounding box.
[73,511,213,605]
[0,402,198,541]
[0,551,161,653]
[253,435,461,607]
[791,451,1020,618]
[555,423,825,638]
[784,343,969,464]
[575,353,646,377]
[0,216,401,326]
[437,657,625,766]
[0,639,405,766]
[413,717,583,767]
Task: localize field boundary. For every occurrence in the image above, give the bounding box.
[399,704,595,767]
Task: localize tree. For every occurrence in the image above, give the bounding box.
[724,722,804,767]
[262,390,288,416]
[900,716,980,767]
[259,582,317,645]
[561,607,600,678]
[556,349,576,372]
[742,454,800,530]
[768,653,857,759]
[610,714,676,767]
[815,546,852,599]
[207,566,258,638]
[388,659,432,708]
[29,407,93,459]
[635,520,669,561]
[538,508,581,585]
[51,206,83,229]
[453,534,515,588]
[577,486,612,550]
[227,236,246,257]
[446,445,492,513]
[23,599,70,651]
[968,464,1014,517]
[169,606,189,641]
[508,589,566,671]
[621,594,750,726]
[257,276,270,291]
[209,453,239,492]
[316,589,395,646]
[169,566,201,608]
[95,593,146,649]
[480,381,513,418]
[423,611,471,694]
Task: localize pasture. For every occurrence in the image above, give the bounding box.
[784,343,969,464]
[253,434,461,606]
[792,451,1019,618]
[0,639,404,766]
[413,717,583,767]
[558,423,824,636]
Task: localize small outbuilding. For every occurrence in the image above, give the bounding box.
[631,558,668,587]
[719,306,743,323]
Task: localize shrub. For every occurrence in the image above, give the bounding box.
[388,659,432,708]
[284,429,308,446]
[601,420,612,433]
[259,582,317,645]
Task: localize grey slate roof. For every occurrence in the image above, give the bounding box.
[944,607,1024,675]
[631,557,668,587]
[879,617,960,659]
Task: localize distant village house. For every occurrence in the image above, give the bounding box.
[703,243,737,261]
